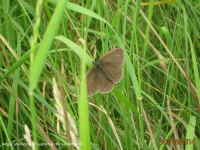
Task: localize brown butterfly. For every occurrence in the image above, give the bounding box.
[86,48,124,96]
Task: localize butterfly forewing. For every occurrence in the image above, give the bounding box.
[98,48,124,67]
[99,65,123,84]
[86,67,99,96]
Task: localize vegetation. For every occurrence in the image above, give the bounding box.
[0,0,200,149]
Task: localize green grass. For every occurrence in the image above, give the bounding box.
[0,0,200,150]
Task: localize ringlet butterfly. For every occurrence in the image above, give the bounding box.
[86,48,124,97]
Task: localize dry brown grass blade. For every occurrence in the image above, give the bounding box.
[95,110,102,141]
[1,40,20,148]
[58,71,73,150]
[100,106,123,150]
[167,96,182,150]
[36,123,58,150]
[182,65,200,116]
[0,40,11,68]
[142,109,157,150]
[0,35,29,78]
[89,102,123,150]
[141,1,178,6]
[138,29,169,75]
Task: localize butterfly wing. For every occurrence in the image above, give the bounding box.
[86,48,124,96]
[97,69,114,94]
[98,48,124,67]
[99,66,123,84]
[86,67,99,96]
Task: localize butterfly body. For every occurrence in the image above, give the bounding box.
[92,61,113,84]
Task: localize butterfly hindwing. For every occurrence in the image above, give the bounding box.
[86,67,99,96]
